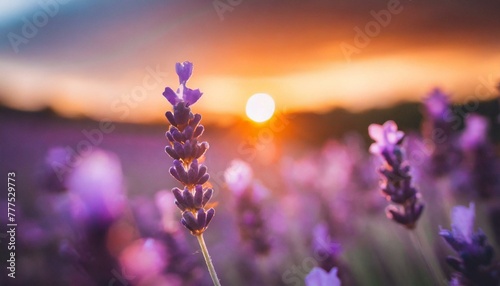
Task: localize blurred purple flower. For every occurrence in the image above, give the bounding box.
[155,190,180,233]
[224,159,254,196]
[312,223,342,272]
[119,238,168,282]
[163,61,202,106]
[424,88,449,119]
[460,115,488,150]
[440,202,499,285]
[305,267,341,286]
[450,203,475,244]
[41,147,72,192]
[368,120,424,229]
[67,149,125,224]
[225,160,271,255]
[368,120,404,155]
[421,88,463,176]
[459,114,500,198]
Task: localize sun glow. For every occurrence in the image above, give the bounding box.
[245,93,275,123]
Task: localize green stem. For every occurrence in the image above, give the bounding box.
[409,231,447,286]
[197,234,222,286]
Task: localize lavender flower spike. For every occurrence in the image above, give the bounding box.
[162,61,221,286]
[440,203,499,286]
[224,159,271,255]
[368,120,424,229]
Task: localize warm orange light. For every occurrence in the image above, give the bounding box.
[245,93,275,122]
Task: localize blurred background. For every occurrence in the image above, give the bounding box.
[1,0,500,285]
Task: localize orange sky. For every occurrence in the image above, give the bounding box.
[0,0,499,123]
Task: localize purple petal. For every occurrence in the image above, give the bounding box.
[169,167,180,182]
[182,188,194,209]
[198,174,209,185]
[451,203,475,244]
[368,124,384,142]
[176,61,193,84]
[162,87,179,106]
[205,208,215,226]
[305,267,341,286]
[193,125,204,138]
[194,186,203,209]
[181,212,197,232]
[165,146,179,160]
[202,188,213,206]
[165,111,176,126]
[183,87,202,106]
[197,209,206,230]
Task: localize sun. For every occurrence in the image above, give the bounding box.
[245,93,275,123]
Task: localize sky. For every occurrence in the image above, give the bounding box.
[0,0,499,123]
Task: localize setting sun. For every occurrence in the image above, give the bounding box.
[245,93,275,123]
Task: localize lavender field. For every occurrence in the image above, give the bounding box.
[1,83,500,286]
[2,2,500,285]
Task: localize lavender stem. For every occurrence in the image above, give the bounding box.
[196,234,222,286]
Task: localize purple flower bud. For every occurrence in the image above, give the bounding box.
[174,160,189,184]
[368,120,405,155]
[197,165,208,182]
[206,208,215,226]
[184,140,193,159]
[163,87,179,106]
[195,142,209,159]
[191,114,202,127]
[165,131,175,142]
[175,61,193,84]
[181,211,198,233]
[173,142,185,159]
[197,209,206,230]
[187,160,199,185]
[183,126,194,140]
[182,188,194,208]
[165,111,176,126]
[170,127,184,142]
[197,174,209,185]
[172,187,187,211]
[165,146,180,160]
[193,125,204,138]
[202,188,213,206]
[173,102,191,126]
[169,167,181,182]
[194,186,203,209]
